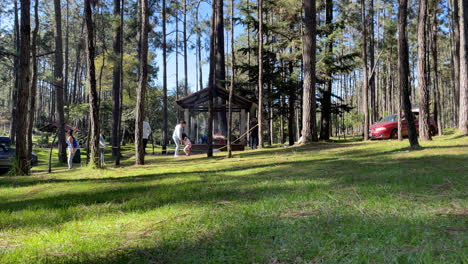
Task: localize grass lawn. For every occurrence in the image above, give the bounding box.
[0,132,467,263]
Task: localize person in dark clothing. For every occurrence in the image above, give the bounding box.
[250,119,258,150]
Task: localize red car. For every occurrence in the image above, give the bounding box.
[370,112,437,139]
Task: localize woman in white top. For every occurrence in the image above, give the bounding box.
[172,121,186,157]
[99,129,106,165]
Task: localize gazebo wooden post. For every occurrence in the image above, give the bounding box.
[190,114,196,140]
[184,108,190,138]
[240,109,246,145]
[246,111,250,146]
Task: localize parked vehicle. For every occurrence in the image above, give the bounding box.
[0,137,38,169]
[369,112,437,139]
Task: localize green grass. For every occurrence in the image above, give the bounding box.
[0,132,467,263]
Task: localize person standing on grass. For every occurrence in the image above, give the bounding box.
[66,130,79,169]
[250,119,259,150]
[172,121,186,157]
[143,121,152,154]
[99,129,106,166]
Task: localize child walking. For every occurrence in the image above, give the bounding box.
[182,133,192,156]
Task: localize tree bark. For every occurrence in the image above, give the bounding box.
[162,0,168,154]
[196,2,203,90]
[418,0,431,140]
[53,0,67,163]
[10,0,20,144]
[399,0,420,148]
[84,0,101,167]
[135,0,149,165]
[320,0,333,140]
[184,0,188,96]
[431,0,443,136]
[288,60,295,146]
[361,0,370,140]
[72,22,84,105]
[301,0,318,143]
[64,0,70,107]
[207,0,217,157]
[112,0,123,163]
[369,0,377,123]
[227,0,235,158]
[258,0,264,148]
[453,0,461,124]
[215,0,227,136]
[28,0,39,164]
[175,4,179,115]
[15,0,31,175]
[459,0,468,134]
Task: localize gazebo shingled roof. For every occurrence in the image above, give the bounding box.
[176,87,255,112]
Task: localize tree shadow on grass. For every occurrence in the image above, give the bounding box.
[1,151,466,231]
[35,210,467,264]
[0,155,341,188]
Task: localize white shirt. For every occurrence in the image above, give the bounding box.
[172,124,183,140]
[143,121,152,139]
[99,135,106,148]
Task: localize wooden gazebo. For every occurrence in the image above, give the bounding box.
[176,87,255,151]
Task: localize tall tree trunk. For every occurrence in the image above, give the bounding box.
[369,0,377,123]
[301,0,318,143]
[54,0,67,163]
[431,0,443,136]
[184,0,188,96]
[112,0,123,163]
[399,0,420,148]
[84,0,101,167]
[453,0,461,124]
[162,0,168,154]
[10,0,20,144]
[16,0,31,175]
[28,0,39,164]
[288,60,295,146]
[207,0,217,157]
[258,0,264,148]
[196,1,203,90]
[118,0,125,159]
[64,0,70,107]
[320,0,333,140]
[215,0,227,135]
[72,23,84,105]
[418,0,431,140]
[459,0,468,134]
[135,0,149,165]
[227,0,235,158]
[361,0,370,140]
[175,5,179,121]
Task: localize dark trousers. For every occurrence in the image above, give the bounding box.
[250,136,258,149]
[143,138,148,152]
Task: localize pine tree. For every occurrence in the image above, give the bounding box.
[53,0,67,162]
[112,0,123,164]
[84,0,101,167]
[301,0,318,143]
[135,0,149,165]
[459,0,468,134]
[15,0,32,175]
[418,0,431,140]
[398,0,420,148]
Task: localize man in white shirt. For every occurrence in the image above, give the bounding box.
[143,121,151,154]
[172,121,186,157]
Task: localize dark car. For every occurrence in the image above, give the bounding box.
[369,111,437,139]
[0,137,38,169]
